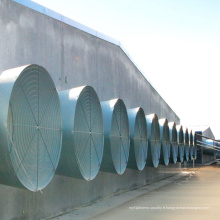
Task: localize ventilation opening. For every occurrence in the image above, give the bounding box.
[7,64,62,191]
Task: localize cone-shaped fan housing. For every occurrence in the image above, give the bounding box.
[159,118,170,166]
[0,64,62,191]
[100,99,129,174]
[188,129,193,161]
[193,131,197,160]
[168,122,178,164]
[56,86,104,181]
[176,125,184,163]
[183,127,189,161]
[146,114,161,168]
[127,107,148,170]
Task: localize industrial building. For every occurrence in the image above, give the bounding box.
[0,1,217,219]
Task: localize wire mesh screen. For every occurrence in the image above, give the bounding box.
[183,128,189,161]
[159,119,170,166]
[193,132,197,159]
[146,114,161,168]
[169,122,178,164]
[110,99,129,174]
[6,65,62,191]
[189,130,194,161]
[73,86,104,181]
[127,108,148,170]
[176,125,184,163]
[133,109,148,170]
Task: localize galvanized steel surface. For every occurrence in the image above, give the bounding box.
[202,139,217,155]
[0,1,185,218]
[168,122,178,164]
[183,127,189,161]
[189,129,193,161]
[0,64,62,191]
[101,99,129,174]
[192,131,197,159]
[159,118,170,166]
[176,125,184,163]
[56,86,104,181]
[146,114,161,168]
[127,108,148,170]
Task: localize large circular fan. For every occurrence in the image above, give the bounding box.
[57,86,104,181]
[168,122,178,164]
[101,99,129,174]
[146,114,161,168]
[189,129,194,161]
[183,127,189,161]
[193,131,197,160]
[127,107,148,170]
[159,119,170,166]
[0,64,62,191]
[176,125,184,163]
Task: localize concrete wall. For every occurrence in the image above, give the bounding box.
[0,0,181,219]
[0,0,179,122]
[0,165,181,219]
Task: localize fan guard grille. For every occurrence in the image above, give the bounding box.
[184,128,189,161]
[110,99,129,174]
[160,119,170,166]
[169,123,178,164]
[148,115,161,168]
[133,109,148,170]
[177,126,184,163]
[7,65,62,191]
[73,86,103,180]
[189,130,194,160]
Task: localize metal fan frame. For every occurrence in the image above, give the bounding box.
[168,122,178,164]
[56,86,104,181]
[100,99,130,175]
[176,125,184,163]
[0,64,62,191]
[183,127,189,161]
[127,107,148,171]
[159,118,170,166]
[146,114,161,168]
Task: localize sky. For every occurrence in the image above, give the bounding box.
[32,0,220,138]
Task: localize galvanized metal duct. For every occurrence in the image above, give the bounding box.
[183,127,189,161]
[100,99,129,174]
[146,114,161,168]
[159,118,170,166]
[56,86,104,181]
[189,129,193,161]
[168,122,178,164]
[201,139,217,156]
[0,64,62,191]
[176,125,184,163]
[127,107,148,170]
[196,133,220,156]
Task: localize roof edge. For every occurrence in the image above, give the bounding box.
[11,0,180,121]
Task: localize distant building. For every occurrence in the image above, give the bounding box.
[190,126,216,165]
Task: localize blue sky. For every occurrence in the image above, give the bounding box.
[32,0,220,138]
